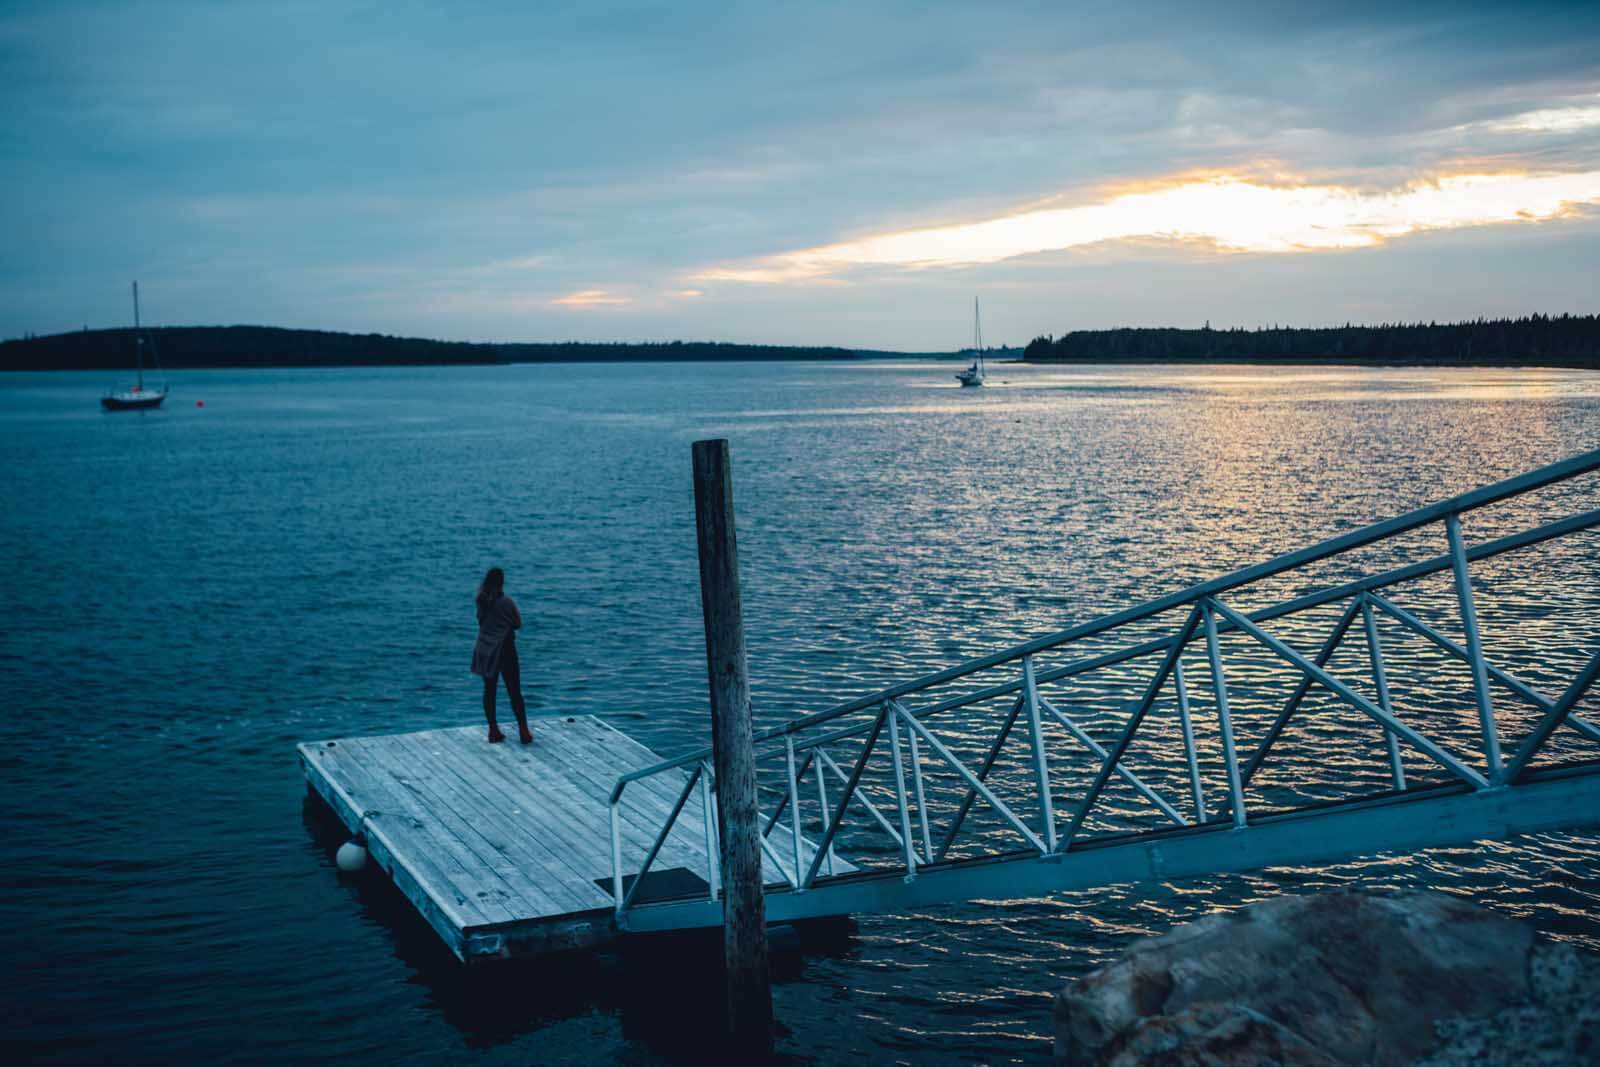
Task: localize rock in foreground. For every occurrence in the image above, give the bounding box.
[1054,888,1597,1066]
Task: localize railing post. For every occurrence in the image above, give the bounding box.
[813,747,836,877]
[701,761,720,901]
[609,798,625,918]
[1022,655,1058,851]
[1173,661,1206,822]
[784,735,805,893]
[1446,512,1503,784]
[908,728,933,865]
[1360,596,1406,790]
[1203,601,1247,828]
[621,764,703,913]
[691,438,771,1052]
[886,703,919,881]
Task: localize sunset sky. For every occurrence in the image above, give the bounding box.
[3,1,1598,349]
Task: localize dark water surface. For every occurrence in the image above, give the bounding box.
[2,361,1598,1064]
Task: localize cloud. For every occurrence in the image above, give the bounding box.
[1485,101,1600,135]
[695,171,1600,282]
[551,288,629,308]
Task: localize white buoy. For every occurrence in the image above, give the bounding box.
[336,838,368,872]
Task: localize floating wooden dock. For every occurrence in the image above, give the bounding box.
[299,715,854,961]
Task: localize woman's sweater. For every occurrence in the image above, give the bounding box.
[471,594,522,677]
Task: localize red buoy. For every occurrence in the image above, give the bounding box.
[196,400,205,408]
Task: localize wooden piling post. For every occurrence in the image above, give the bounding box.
[691,438,773,1055]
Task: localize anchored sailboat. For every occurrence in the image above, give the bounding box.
[101,281,167,411]
[955,297,986,387]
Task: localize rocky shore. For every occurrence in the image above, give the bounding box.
[1053,889,1599,1066]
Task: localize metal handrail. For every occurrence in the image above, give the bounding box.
[613,448,1600,796]
[605,450,1600,918]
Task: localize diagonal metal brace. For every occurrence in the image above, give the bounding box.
[891,700,1047,855]
[935,695,1024,862]
[1208,598,1490,790]
[802,707,888,888]
[620,763,702,913]
[816,747,910,853]
[1218,597,1363,819]
[1063,603,1205,848]
[1367,591,1600,744]
[1037,696,1187,826]
[1504,647,1600,782]
[762,750,816,838]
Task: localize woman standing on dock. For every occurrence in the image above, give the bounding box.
[471,567,532,744]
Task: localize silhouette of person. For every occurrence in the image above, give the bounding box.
[471,566,532,743]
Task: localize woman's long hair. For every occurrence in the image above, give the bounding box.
[476,566,505,623]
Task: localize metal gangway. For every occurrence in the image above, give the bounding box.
[607,450,1600,934]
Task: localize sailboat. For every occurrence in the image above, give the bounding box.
[101,281,168,411]
[955,296,986,387]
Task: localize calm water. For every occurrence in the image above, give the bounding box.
[2,360,1598,1065]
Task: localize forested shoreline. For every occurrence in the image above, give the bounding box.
[7,314,1600,371]
[0,325,873,370]
[1022,314,1600,367]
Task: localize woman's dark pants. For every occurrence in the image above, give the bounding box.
[483,640,528,733]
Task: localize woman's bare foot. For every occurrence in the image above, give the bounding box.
[518,726,534,744]
[487,726,506,743]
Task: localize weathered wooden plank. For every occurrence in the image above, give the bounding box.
[420,730,681,903]
[344,735,582,921]
[320,734,538,914]
[312,737,535,923]
[482,722,676,830]
[299,743,494,947]
[301,760,471,959]
[301,741,509,928]
[521,725,723,883]
[542,718,696,817]
[373,733,573,917]
[428,728,695,890]
[587,715,682,769]
[383,732,603,917]
[402,731,616,915]
[505,726,726,902]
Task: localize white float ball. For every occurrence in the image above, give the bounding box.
[336,839,369,872]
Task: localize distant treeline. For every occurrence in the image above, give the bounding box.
[1022,314,1600,367]
[0,325,869,370]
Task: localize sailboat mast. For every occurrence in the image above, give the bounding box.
[974,297,984,372]
[132,280,144,390]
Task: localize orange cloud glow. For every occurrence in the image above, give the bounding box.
[694,171,1600,283]
[551,288,629,308]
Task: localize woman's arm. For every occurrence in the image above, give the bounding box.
[505,597,523,630]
